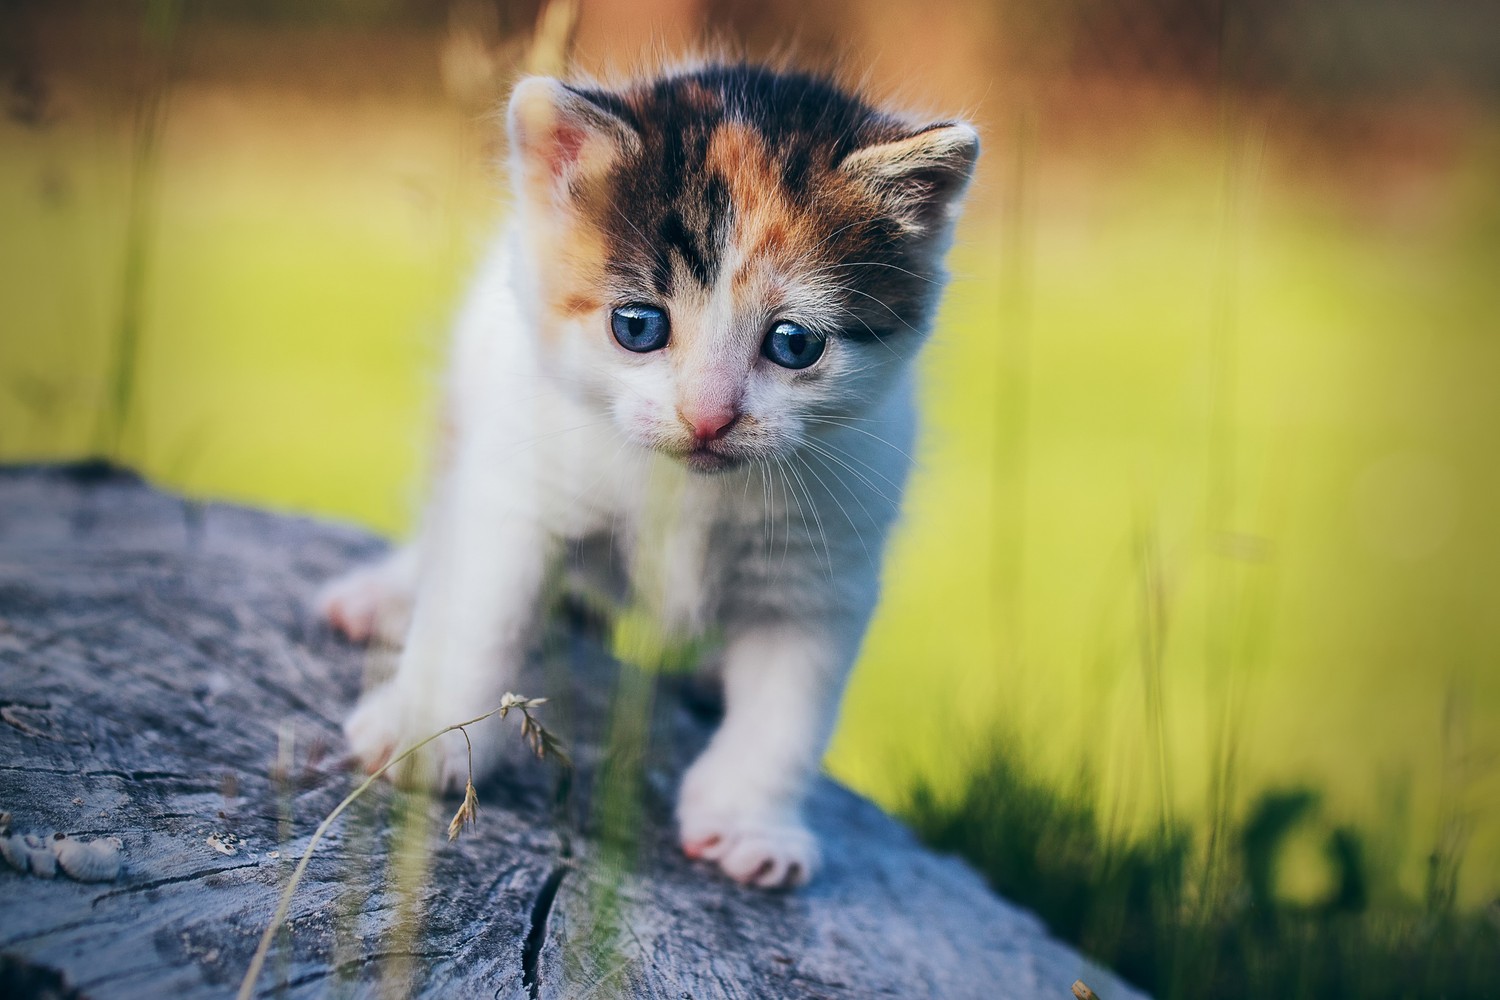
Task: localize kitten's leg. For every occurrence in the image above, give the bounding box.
[343,445,551,793]
[676,623,855,888]
[316,542,419,645]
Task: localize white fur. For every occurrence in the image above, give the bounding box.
[322,77,967,889]
[328,230,914,887]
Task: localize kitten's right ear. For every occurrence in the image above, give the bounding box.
[839,121,980,235]
[507,77,640,211]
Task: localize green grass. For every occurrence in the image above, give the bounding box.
[2,39,1498,995]
[831,119,1500,911]
[906,745,1499,999]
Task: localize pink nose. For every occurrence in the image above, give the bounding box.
[681,406,740,443]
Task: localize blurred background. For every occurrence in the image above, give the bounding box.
[3,0,1497,995]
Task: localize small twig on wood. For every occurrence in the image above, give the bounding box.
[1072,979,1102,1000]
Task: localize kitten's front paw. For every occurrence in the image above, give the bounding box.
[317,563,413,645]
[677,804,820,889]
[343,683,497,795]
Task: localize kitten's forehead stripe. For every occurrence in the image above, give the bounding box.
[704,123,824,296]
[572,64,945,340]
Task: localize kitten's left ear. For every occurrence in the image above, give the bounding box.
[508,76,641,212]
[839,121,980,234]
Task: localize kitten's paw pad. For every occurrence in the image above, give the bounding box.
[343,685,484,795]
[317,566,412,645]
[679,814,819,889]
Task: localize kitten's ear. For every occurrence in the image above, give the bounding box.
[839,121,980,234]
[507,76,640,210]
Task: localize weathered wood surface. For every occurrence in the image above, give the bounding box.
[0,465,1147,1000]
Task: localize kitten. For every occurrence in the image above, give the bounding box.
[318,63,977,889]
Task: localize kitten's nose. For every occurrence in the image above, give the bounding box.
[680,405,740,443]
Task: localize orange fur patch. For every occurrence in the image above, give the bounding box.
[705,125,819,292]
[705,123,880,302]
[560,293,601,317]
[538,215,610,337]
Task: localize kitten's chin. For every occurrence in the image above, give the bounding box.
[680,447,742,474]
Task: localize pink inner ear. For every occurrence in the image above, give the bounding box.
[547,123,587,179]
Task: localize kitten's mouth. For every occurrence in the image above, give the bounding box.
[681,444,741,473]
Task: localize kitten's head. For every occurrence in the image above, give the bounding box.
[506,64,977,473]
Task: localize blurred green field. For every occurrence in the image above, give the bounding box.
[2,34,1497,931]
[838,112,1500,910]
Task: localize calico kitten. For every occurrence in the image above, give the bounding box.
[318,63,977,888]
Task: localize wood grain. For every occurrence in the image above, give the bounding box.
[0,464,1147,999]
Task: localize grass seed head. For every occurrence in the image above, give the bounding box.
[447,779,479,842]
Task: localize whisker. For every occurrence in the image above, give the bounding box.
[779,453,835,582]
[820,281,924,338]
[817,296,898,354]
[803,416,920,466]
[806,260,940,285]
[757,459,774,574]
[770,457,796,580]
[801,438,903,505]
[798,215,891,260]
[793,450,878,573]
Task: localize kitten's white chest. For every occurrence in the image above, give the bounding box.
[624,469,722,638]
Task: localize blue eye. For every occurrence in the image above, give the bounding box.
[761,321,826,370]
[611,304,670,353]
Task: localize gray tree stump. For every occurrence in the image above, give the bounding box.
[0,464,1146,1000]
